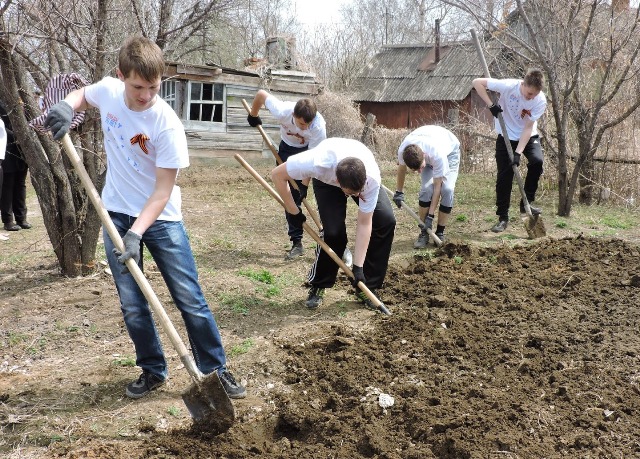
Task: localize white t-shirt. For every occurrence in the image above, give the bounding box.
[0,118,6,160]
[265,95,326,149]
[286,138,381,214]
[84,77,189,221]
[487,78,547,140]
[397,125,459,178]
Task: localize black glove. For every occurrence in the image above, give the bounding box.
[351,265,366,288]
[488,103,503,118]
[44,101,74,140]
[423,214,435,230]
[113,230,142,274]
[288,208,306,227]
[247,114,262,127]
[392,191,405,209]
[511,152,521,167]
[298,183,308,200]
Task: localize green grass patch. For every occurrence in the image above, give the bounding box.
[228,338,255,357]
[112,356,136,367]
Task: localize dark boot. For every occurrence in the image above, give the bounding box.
[4,222,20,231]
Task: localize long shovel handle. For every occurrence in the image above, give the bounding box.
[241,98,323,231]
[470,29,535,220]
[234,153,391,316]
[381,184,442,247]
[60,134,203,382]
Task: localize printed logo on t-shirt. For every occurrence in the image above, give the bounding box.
[520,109,532,119]
[130,133,150,154]
[106,112,121,129]
[285,130,306,144]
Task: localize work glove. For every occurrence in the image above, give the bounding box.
[113,229,142,274]
[392,191,405,209]
[488,103,503,118]
[247,114,262,127]
[511,152,521,167]
[44,100,74,140]
[287,208,306,227]
[298,183,308,200]
[423,214,435,230]
[351,265,366,288]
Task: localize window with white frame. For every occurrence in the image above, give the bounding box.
[188,82,224,122]
[160,80,177,111]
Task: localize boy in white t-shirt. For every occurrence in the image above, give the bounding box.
[271,138,396,310]
[44,36,245,401]
[248,89,326,259]
[472,69,547,233]
[393,125,460,247]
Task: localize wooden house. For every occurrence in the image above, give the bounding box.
[162,49,322,160]
[349,41,486,131]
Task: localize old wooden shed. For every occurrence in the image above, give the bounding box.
[162,58,322,160]
[349,40,486,131]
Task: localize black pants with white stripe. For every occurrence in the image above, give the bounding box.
[307,179,396,290]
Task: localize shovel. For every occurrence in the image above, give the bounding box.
[234,153,391,316]
[380,184,443,247]
[60,134,234,433]
[470,29,546,239]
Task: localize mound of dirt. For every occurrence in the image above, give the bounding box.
[49,236,640,458]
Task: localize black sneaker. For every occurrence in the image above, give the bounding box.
[520,201,541,216]
[219,369,246,399]
[17,221,32,229]
[125,371,165,399]
[413,229,429,249]
[285,241,303,260]
[356,290,378,311]
[305,286,325,309]
[491,220,509,233]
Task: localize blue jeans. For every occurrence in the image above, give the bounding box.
[104,212,227,379]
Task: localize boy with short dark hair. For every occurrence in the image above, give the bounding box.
[248,89,326,259]
[271,138,396,310]
[44,35,245,400]
[472,69,547,232]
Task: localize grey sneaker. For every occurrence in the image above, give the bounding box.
[491,220,509,233]
[125,371,165,399]
[285,241,303,260]
[342,247,353,269]
[435,232,445,244]
[413,229,429,249]
[305,287,325,309]
[219,369,246,399]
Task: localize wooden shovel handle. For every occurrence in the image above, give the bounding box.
[241,98,323,230]
[60,134,203,381]
[381,185,442,247]
[234,153,391,316]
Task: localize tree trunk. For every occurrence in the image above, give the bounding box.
[0,38,103,276]
[578,155,594,205]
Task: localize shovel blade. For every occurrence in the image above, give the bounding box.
[523,214,547,239]
[182,372,235,434]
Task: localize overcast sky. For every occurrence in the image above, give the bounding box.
[292,0,348,26]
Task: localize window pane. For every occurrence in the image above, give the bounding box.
[191,82,201,100]
[189,103,201,120]
[203,84,213,101]
[212,103,222,122]
[202,104,214,121]
[214,84,223,101]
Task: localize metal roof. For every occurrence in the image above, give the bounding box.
[350,42,484,103]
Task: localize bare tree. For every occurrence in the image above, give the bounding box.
[0,0,242,275]
[445,0,640,216]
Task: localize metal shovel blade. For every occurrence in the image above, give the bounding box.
[524,214,547,239]
[181,372,235,434]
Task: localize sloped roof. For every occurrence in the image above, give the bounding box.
[350,41,484,103]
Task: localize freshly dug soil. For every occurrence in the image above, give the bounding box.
[48,236,640,458]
